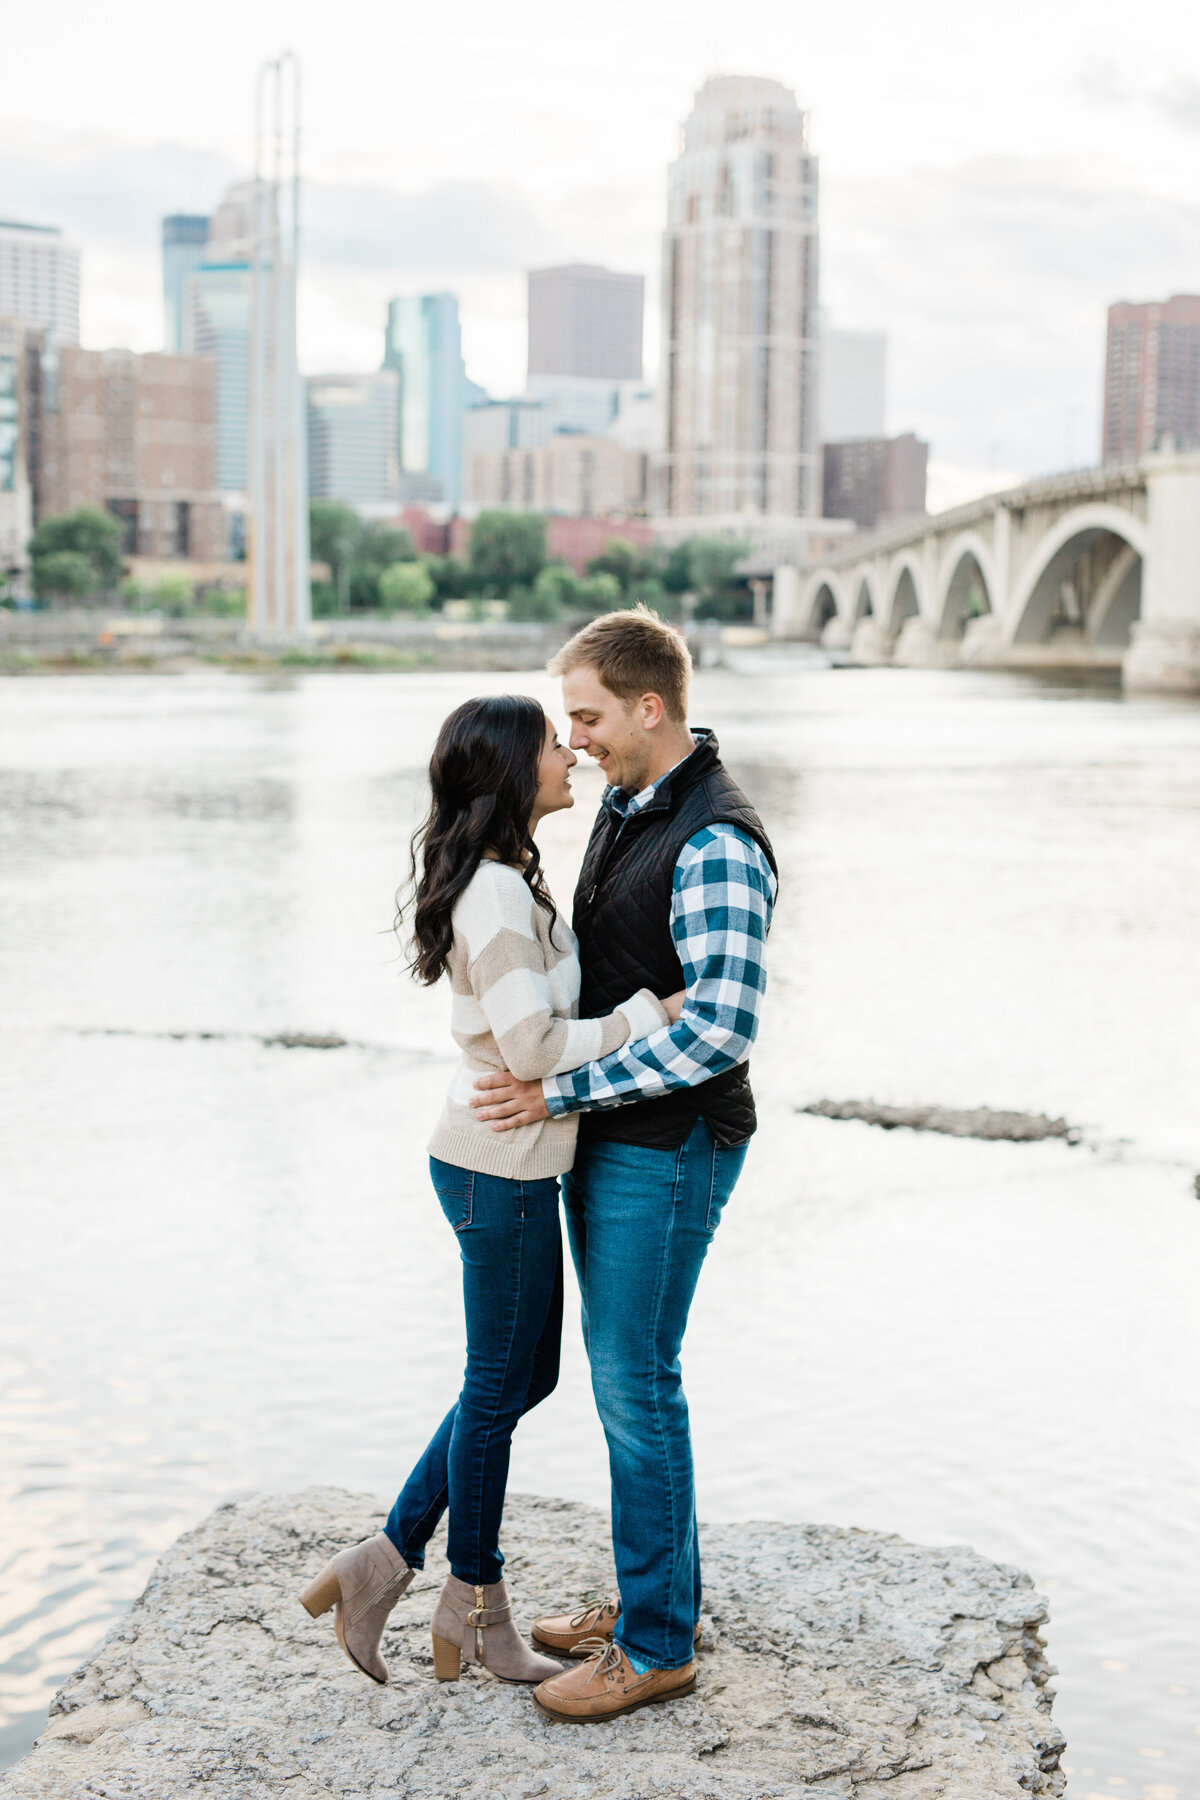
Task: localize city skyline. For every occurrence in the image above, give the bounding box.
[2,0,1200,506]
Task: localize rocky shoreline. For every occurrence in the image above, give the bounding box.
[1,1487,1064,1800]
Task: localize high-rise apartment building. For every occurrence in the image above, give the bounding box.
[36,345,225,560]
[819,325,886,443]
[307,371,400,510]
[0,220,80,344]
[822,432,928,531]
[1102,294,1200,462]
[179,185,259,495]
[162,215,210,351]
[0,317,41,582]
[658,76,820,519]
[384,294,467,507]
[527,265,644,382]
[182,263,250,492]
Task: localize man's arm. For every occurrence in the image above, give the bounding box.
[472,826,774,1129]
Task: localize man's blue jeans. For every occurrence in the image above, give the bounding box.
[384,1158,563,1585]
[562,1116,748,1670]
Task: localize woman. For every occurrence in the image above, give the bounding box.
[299,695,680,1686]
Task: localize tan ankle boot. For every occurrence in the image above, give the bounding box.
[299,1530,415,1683]
[430,1575,563,1684]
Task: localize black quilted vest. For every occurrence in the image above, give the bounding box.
[573,730,777,1150]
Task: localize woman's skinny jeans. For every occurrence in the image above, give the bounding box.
[384,1157,563,1585]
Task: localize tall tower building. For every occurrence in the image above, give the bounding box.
[384,294,467,507]
[658,75,819,519]
[1102,295,1200,462]
[527,265,644,381]
[306,371,400,509]
[183,263,251,492]
[0,220,80,344]
[162,215,210,351]
[180,185,256,495]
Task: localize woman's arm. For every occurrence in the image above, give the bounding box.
[455,866,670,1082]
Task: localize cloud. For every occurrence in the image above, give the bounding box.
[302,181,554,272]
[0,129,238,244]
[1154,78,1200,130]
[824,153,1200,471]
[0,127,558,274]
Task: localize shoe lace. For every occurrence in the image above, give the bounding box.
[574,1635,625,1680]
[568,1598,619,1629]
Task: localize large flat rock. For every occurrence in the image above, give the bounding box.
[1,1488,1065,1799]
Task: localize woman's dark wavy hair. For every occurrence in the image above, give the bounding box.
[399,694,556,985]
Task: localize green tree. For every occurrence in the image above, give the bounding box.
[661,540,693,596]
[530,561,580,615]
[350,523,416,609]
[423,553,473,604]
[585,537,657,593]
[153,574,194,615]
[662,532,755,619]
[379,560,435,614]
[308,501,361,614]
[28,507,124,596]
[577,570,623,617]
[509,579,563,622]
[31,550,98,602]
[469,511,546,596]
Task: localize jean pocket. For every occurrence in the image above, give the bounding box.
[430,1158,474,1233]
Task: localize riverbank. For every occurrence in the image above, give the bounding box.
[0,613,577,675]
[0,1488,1064,1800]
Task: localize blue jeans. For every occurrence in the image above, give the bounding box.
[384,1158,563,1585]
[562,1117,747,1670]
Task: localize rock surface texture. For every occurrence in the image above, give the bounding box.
[1,1488,1065,1800]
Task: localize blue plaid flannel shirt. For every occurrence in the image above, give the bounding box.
[542,769,776,1116]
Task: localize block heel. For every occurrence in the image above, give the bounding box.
[299,1565,342,1618]
[432,1632,462,1681]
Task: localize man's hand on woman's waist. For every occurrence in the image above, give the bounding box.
[470,1071,550,1131]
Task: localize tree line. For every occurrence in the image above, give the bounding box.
[6,504,755,623]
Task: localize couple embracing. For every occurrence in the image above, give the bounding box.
[300,606,777,1723]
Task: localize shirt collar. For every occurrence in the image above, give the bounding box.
[603,728,710,820]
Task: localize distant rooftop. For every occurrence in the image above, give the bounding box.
[0,220,62,235]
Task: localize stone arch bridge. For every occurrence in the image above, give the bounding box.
[771,449,1200,692]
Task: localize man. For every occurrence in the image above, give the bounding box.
[471,606,776,1722]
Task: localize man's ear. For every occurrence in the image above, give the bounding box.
[639,692,665,730]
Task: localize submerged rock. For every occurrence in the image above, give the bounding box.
[799,1099,1081,1143]
[1,1488,1065,1799]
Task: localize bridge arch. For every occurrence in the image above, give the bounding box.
[798,569,844,638]
[935,532,996,639]
[885,556,923,638]
[850,565,881,623]
[1010,504,1147,647]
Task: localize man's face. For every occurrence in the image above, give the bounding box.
[561,665,653,792]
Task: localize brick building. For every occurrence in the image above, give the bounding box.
[1102,294,1200,462]
[36,345,226,560]
[822,432,928,531]
[465,433,648,518]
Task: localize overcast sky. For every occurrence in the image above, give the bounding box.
[3,0,1199,503]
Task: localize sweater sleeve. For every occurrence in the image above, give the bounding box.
[453,865,670,1083]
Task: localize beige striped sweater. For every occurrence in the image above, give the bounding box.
[427,858,669,1179]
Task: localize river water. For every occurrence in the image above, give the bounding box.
[1,661,1198,1795]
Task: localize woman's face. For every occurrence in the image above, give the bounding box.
[531,715,578,825]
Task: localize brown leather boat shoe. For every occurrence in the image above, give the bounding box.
[533,1638,696,1722]
[532,1598,703,1657]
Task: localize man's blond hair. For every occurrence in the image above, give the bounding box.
[548,604,692,724]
